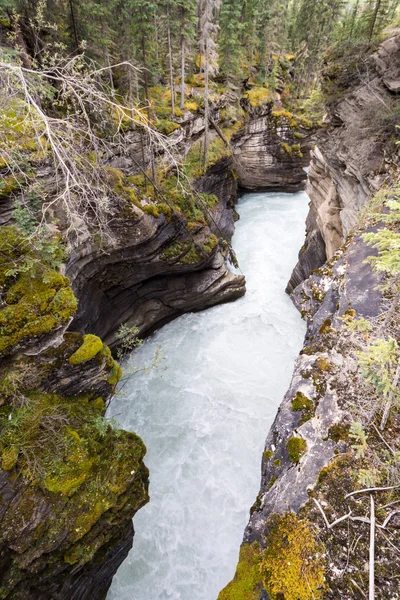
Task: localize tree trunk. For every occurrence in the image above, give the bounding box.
[141,34,150,116]
[369,0,381,41]
[180,36,185,110]
[105,47,114,90]
[203,33,210,167]
[68,0,80,52]
[180,6,185,111]
[167,15,175,117]
[141,34,156,189]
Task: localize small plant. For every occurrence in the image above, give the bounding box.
[356,337,398,397]
[116,324,143,359]
[349,421,368,459]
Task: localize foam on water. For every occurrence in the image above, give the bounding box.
[107,191,309,600]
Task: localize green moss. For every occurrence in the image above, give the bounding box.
[279,142,292,156]
[311,283,326,302]
[314,356,331,371]
[291,391,315,424]
[263,449,274,461]
[243,86,272,107]
[92,397,105,411]
[184,100,199,112]
[0,175,21,198]
[155,119,181,135]
[250,493,262,515]
[161,240,204,264]
[202,233,218,254]
[0,227,77,356]
[143,204,160,218]
[267,475,278,489]
[217,543,263,600]
[328,422,350,442]
[261,513,326,600]
[69,334,104,365]
[1,446,19,470]
[286,436,307,462]
[107,361,123,386]
[273,459,281,467]
[319,318,335,335]
[156,202,172,218]
[184,136,231,180]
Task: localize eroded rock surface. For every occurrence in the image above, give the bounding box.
[287,31,400,292]
[232,104,314,192]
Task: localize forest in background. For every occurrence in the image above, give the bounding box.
[1,0,400,106]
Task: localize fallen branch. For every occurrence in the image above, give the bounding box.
[313,498,352,529]
[380,362,400,430]
[345,484,400,499]
[369,495,375,600]
[371,423,396,456]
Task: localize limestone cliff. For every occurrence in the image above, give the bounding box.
[232,103,314,192]
[287,32,400,292]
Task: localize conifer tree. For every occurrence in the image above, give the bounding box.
[218,0,243,79]
[177,0,197,110]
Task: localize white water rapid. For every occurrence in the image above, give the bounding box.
[107,191,309,600]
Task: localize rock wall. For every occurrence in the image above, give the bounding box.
[287,32,400,293]
[0,228,149,599]
[67,157,245,349]
[232,104,314,192]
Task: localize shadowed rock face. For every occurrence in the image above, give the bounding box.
[232,105,314,192]
[67,158,245,348]
[287,31,400,290]
[0,328,149,600]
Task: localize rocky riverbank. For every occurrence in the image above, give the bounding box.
[219,30,400,600]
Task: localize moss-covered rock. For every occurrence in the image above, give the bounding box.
[0,227,77,356]
[218,543,263,600]
[261,513,326,600]
[69,334,104,365]
[291,391,315,424]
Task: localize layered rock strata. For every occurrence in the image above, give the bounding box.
[0,228,149,599]
[232,104,314,192]
[68,157,245,349]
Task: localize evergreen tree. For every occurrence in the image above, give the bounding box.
[177,0,197,109]
[218,0,243,79]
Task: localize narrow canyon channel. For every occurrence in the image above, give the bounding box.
[107,191,309,600]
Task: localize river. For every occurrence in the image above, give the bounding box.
[107,191,309,600]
